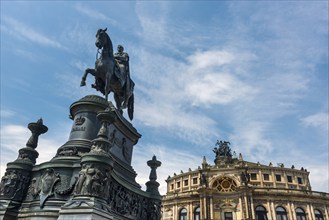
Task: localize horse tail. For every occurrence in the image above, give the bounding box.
[128,93,134,121]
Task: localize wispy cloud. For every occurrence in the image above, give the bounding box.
[74,3,118,26]
[0,109,15,118]
[0,123,69,178]
[187,50,235,69]
[2,16,66,50]
[131,2,328,195]
[54,70,97,100]
[302,112,329,131]
[132,46,260,146]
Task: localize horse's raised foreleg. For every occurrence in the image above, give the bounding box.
[80,68,96,86]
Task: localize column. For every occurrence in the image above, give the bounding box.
[310,203,315,220]
[188,175,191,191]
[324,204,329,220]
[173,205,177,220]
[291,202,296,220]
[287,201,293,220]
[306,203,313,220]
[271,171,277,188]
[250,194,255,219]
[200,195,204,220]
[271,201,276,220]
[210,197,213,219]
[267,200,274,220]
[259,170,263,187]
[239,197,244,219]
[244,195,249,219]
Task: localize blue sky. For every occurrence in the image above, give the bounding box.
[1,1,328,194]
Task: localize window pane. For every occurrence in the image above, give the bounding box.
[256,206,266,211]
[180,208,187,220]
[276,207,285,212]
[225,212,233,220]
[226,212,232,217]
[296,208,304,213]
[315,209,323,220]
[194,207,200,220]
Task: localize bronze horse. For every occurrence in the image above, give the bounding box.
[80,28,134,120]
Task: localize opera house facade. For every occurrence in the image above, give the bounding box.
[162,141,329,220]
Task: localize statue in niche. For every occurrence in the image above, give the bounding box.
[27,177,40,199]
[200,173,208,187]
[0,171,19,198]
[74,164,94,195]
[0,170,28,199]
[74,164,108,196]
[240,168,251,186]
[74,164,87,194]
[122,138,129,160]
[39,168,60,207]
[109,129,119,146]
[91,169,103,195]
[149,202,161,220]
[90,141,109,154]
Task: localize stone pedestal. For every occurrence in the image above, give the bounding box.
[1,95,162,220]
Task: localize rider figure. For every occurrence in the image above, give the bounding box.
[114,45,129,86]
[114,45,131,108]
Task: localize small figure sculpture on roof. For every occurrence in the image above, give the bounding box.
[213,140,232,158]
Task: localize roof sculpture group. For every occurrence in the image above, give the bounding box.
[80,28,134,120]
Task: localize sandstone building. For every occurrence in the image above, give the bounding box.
[162,141,329,220]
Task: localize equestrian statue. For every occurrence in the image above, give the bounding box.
[80,28,134,120]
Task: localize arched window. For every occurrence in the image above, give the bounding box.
[194,207,200,220]
[315,209,324,220]
[255,205,268,220]
[179,208,187,220]
[296,208,306,220]
[276,206,288,220]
